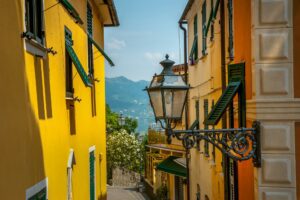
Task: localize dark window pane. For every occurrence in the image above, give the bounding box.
[88,40,94,75]
[25,0,35,35]
[66,49,73,97]
[36,0,44,43]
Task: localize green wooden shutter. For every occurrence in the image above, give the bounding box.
[211,100,216,161]
[210,0,214,41]
[87,3,94,75]
[228,63,245,84]
[205,81,241,125]
[89,151,95,200]
[204,99,209,157]
[195,100,200,129]
[193,15,198,60]
[87,3,93,35]
[189,15,198,62]
[66,45,92,87]
[59,0,83,24]
[202,0,207,56]
[88,34,115,66]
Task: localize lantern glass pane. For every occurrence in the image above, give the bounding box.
[150,75,163,87]
[163,89,187,119]
[163,75,186,87]
[149,90,163,118]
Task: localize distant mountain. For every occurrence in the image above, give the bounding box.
[105,76,155,133]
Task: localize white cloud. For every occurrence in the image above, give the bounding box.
[106,38,126,50]
[144,52,164,62]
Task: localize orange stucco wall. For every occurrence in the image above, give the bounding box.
[233,0,254,200]
[294,0,300,199]
[296,122,300,199]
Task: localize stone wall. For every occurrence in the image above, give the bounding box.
[112,167,141,187]
[250,0,297,199]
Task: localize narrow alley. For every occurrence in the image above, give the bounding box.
[107,186,150,200]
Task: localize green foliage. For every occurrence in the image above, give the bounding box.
[106,130,144,180]
[106,104,138,134]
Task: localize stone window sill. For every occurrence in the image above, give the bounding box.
[25,38,47,58]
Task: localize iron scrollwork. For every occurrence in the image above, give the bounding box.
[165,120,261,167]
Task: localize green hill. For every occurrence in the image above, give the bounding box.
[105,76,154,133]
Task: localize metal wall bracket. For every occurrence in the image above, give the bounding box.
[167,120,261,167]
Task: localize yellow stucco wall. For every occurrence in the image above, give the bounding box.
[185,0,225,199]
[0,0,109,199]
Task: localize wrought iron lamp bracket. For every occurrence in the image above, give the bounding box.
[167,120,261,167]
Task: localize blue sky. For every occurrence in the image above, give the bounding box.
[104,0,188,81]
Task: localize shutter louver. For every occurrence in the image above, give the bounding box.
[205,81,241,125]
[59,0,83,24]
[204,99,209,156]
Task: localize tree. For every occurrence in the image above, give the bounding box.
[106,129,144,179]
[106,104,119,133]
[106,104,138,134]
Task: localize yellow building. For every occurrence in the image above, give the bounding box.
[145,128,187,200]
[0,0,118,199]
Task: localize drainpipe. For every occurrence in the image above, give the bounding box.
[220,0,229,199]
[179,20,190,200]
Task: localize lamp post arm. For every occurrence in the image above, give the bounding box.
[169,121,261,167]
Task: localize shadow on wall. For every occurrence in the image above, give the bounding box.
[0,0,46,199]
[34,56,53,119]
[99,193,107,200]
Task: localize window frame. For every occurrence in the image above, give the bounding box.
[25,0,45,45]
[89,146,96,200]
[202,0,207,56]
[25,178,48,200]
[65,27,74,99]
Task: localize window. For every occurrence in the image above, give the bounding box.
[210,0,214,41]
[89,146,96,200]
[202,0,207,56]
[25,0,44,45]
[87,3,94,76]
[193,15,198,60]
[65,27,74,98]
[67,149,75,200]
[196,184,201,200]
[175,176,184,200]
[189,15,198,64]
[65,26,92,88]
[204,99,209,157]
[26,178,48,200]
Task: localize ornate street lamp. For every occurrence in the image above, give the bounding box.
[145,54,189,128]
[145,55,261,166]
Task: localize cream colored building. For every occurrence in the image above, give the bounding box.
[180,0,299,199]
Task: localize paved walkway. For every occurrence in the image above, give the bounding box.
[107,185,150,200]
